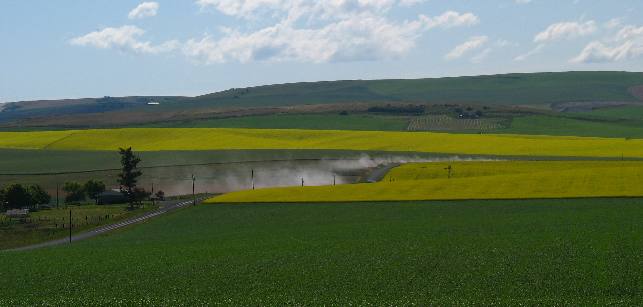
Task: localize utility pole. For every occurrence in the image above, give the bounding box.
[69,209,72,243]
[192,174,196,206]
[301,177,304,187]
[251,169,255,190]
[333,175,336,186]
[151,182,155,206]
[445,165,453,179]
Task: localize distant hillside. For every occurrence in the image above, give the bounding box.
[191,71,643,107]
[1,71,642,128]
[0,96,184,123]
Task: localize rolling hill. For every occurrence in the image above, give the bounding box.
[1,71,642,130]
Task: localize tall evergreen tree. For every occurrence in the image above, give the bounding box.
[118,147,143,208]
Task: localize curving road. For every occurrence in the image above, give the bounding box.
[7,197,207,252]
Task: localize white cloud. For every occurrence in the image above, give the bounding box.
[571,25,643,63]
[184,5,479,64]
[514,43,544,61]
[421,11,479,29]
[128,2,159,19]
[616,25,643,41]
[471,47,492,63]
[604,18,624,29]
[399,0,427,6]
[196,0,430,20]
[70,25,178,54]
[515,0,531,4]
[445,36,488,60]
[534,20,596,43]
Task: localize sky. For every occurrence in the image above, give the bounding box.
[1,0,642,103]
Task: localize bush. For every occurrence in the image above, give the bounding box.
[63,182,85,204]
[0,184,51,210]
[84,180,106,205]
[27,185,51,208]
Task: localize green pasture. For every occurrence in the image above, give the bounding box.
[0,198,641,305]
[0,204,153,250]
[136,114,411,131]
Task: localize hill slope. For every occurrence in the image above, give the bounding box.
[1,71,642,128]
[192,71,643,107]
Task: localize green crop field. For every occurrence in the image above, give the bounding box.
[3,128,643,158]
[209,161,643,203]
[501,115,643,138]
[587,105,643,120]
[136,114,411,131]
[1,198,641,305]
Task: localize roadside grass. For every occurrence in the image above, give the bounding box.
[0,204,155,250]
[0,198,640,305]
[208,160,643,203]
[3,128,643,158]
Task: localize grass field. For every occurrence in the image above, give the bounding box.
[0,204,153,250]
[0,198,640,305]
[0,148,423,173]
[136,114,411,131]
[3,128,643,158]
[501,115,643,138]
[208,161,643,203]
[588,105,643,120]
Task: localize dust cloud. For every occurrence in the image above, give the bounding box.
[143,154,496,196]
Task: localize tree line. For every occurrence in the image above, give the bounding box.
[1,147,161,211]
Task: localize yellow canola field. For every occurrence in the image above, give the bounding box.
[2,128,643,158]
[207,161,643,203]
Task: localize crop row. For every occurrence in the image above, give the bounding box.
[407,115,503,131]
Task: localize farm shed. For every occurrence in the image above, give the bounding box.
[98,191,128,205]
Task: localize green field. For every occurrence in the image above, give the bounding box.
[1,198,641,305]
[209,161,643,203]
[0,148,413,174]
[588,105,643,120]
[501,115,643,138]
[136,114,411,131]
[3,128,643,158]
[0,205,153,250]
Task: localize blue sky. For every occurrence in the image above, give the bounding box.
[1,0,642,103]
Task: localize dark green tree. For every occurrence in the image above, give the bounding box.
[118,147,144,208]
[27,185,51,208]
[2,184,31,209]
[84,180,106,205]
[63,182,85,204]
